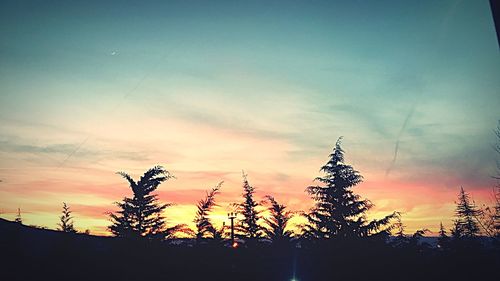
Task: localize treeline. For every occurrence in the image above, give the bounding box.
[35,136,499,248]
[4,135,500,281]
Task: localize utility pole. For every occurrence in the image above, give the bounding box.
[228,212,237,247]
[15,208,22,224]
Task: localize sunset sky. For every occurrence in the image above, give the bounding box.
[0,0,499,235]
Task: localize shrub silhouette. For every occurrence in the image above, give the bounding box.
[58,202,76,233]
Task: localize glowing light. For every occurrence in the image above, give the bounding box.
[232,242,238,248]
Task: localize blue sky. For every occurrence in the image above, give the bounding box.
[0,0,499,233]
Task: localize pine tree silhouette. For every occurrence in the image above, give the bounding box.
[109,166,187,240]
[302,137,397,239]
[262,195,293,244]
[194,182,223,240]
[437,222,449,249]
[451,219,463,239]
[454,187,480,238]
[58,202,76,233]
[236,172,263,242]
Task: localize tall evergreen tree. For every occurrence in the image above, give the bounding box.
[194,182,223,240]
[236,172,263,240]
[454,187,480,238]
[438,222,447,238]
[58,202,76,233]
[303,137,397,239]
[437,222,449,249]
[263,195,294,243]
[109,166,181,240]
[450,219,463,239]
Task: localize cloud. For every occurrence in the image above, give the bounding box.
[0,138,151,167]
[0,140,94,156]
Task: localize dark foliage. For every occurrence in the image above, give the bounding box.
[390,216,430,251]
[194,182,223,240]
[453,187,481,238]
[391,215,407,247]
[262,195,293,243]
[235,172,263,241]
[302,137,397,239]
[494,186,500,237]
[58,202,76,233]
[108,166,188,240]
[438,222,450,250]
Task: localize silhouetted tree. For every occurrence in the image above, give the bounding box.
[494,187,500,237]
[494,120,500,179]
[14,208,22,224]
[58,202,76,233]
[454,187,480,238]
[206,222,227,245]
[471,121,500,238]
[493,122,500,236]
[438,222,449,249]
[194,182,223,240]
[302,137,397,239]
[390,216,430,250]
[109,166,185,240]
[236,172,263,241]
[476,198,498,238]
[408,228,430,250]
[391,215,408,248]
[451,219,463,239]
[263,195,293,243]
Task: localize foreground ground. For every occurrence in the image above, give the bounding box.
[1,219,498,281]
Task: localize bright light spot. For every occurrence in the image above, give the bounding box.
[232,242,238,248]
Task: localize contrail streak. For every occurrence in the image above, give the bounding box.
[57,136,89,168]
[385,0,461,177]
[385,102,417,177]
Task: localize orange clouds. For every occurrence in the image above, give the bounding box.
[1,114,497,237]
[1,164,496,236]
[358,176,496,234]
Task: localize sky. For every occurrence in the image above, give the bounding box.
[0,0,499,235]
